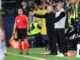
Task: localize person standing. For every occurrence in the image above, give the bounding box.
[13,8,29,55]
[29,6,60,55]
[0,15,7,60]
[54,3,68,56]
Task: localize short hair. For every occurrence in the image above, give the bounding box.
[57,3,64,7]
[47,6,53,11]
[18,8,23,10]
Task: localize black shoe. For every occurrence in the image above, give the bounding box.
[64,54,68,57]
[19,52,23,55]
[47,53,57,55]
[26,52,30,55]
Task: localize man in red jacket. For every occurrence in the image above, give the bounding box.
[13,8,29,55]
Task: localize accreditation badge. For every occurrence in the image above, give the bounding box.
[17,20,20,23]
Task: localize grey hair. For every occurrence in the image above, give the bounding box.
[57,3,64,7]
[47,6,53,11]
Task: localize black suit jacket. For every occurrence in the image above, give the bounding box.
[34,12,58,29]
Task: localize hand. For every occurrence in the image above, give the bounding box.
[13,32,15,38]
[29,12,34,15]
[27,31,29,36]
[64,29,67,34]
[70,25,74,28]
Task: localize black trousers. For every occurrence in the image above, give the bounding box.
[47,27,57,54]
[55,29,68,54]
[35,33,42,47]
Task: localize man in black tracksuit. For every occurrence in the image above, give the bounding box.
[29,6,59,55]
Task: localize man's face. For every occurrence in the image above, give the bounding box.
[39,5,43,9]
[68,13,71,17]
[35,5,38,9]
[56,4,60,10]
[47,7,52,13]
[18,9,23,15]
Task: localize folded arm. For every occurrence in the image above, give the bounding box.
[55,12,66,22]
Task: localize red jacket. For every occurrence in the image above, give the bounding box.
[15,15,29,29]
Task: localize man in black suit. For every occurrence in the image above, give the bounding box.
[29,6,59,55]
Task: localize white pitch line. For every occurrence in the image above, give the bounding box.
[7,53,46,60]
[56,56,73,60]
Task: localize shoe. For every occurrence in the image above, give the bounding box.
[26,52,30,55]
[47,53,57,55]
[76,55,80,58]
[64,54,68,56]
[56,53,64,57]
[19,52,23,55]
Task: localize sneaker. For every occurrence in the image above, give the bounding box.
[56,53,64,57]
[26,52,30,55]
[19,52,23,55]
[76,55,80,58]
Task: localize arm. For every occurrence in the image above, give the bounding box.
[71,18,75,25]
[1,29,7,55]
[34,14,46,18]
[13,19,17,34]
[1,29,5,41]
[29,12,46,18]
[65,14,68,28]
[0,15,4,30]
[26,16,29,31]
[64,18,68,34]
[68,18,75,28]
[27,23,29,35]
[37,24,41,29]
[55,12,66,22]
[26,16,29,35]
[32,23,35,29]
[27,23,29,31]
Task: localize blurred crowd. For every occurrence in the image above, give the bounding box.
[28,0,80,38]
[1,0,80,59]
[1,0,80,47]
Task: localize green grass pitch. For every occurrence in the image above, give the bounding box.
[5,48,80,60]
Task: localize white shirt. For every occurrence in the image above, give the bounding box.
[54,8,66,29]
[0,28,3,55]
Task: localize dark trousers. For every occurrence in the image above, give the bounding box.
[55,29,68,54]
[35,33,42,47]
[47,27,57,54]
